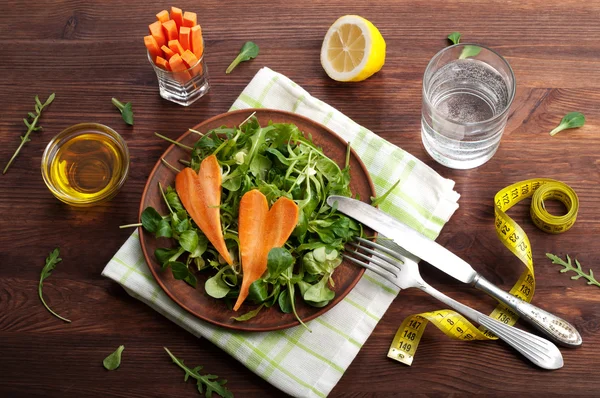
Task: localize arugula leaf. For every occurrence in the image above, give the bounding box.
[111,97,134,126]
[165,186,185,212]
[549,112,585,136]
[448,32,461,45]
[164,347,234,398]
[103,345,125,370]
[226,41,259,74]
[371,179,401,207]
[546,253,599,288]
[3,93,55,174]
[38,248,71,323]
[232,304,265,321]
[459,45,482,59]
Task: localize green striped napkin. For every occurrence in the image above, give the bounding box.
[102,67,460,397]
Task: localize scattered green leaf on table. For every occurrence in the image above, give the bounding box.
[103,345,125,370]
[448,32,461,44]
[112,97,134,126]
[164,347,234,398]
[3,93,55,174]
[549,112,585,136]
[459,45,482,59]
[38,248,71,323]
[226,41,259,74]
[546,253,600,288]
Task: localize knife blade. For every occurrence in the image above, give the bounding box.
[327,195,477,284]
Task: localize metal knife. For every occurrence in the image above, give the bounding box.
[328,195,582,347]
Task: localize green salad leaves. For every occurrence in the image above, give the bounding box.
[143,117,362,326]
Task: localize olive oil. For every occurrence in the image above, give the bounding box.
[42,124,129,206]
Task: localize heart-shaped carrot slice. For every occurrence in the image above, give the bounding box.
[175,155,233,265]
[234,190,299,311]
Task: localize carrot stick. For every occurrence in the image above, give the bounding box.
[181,50,199,68]
[170,7,184,29]
[161,45,176,60]
[162,19,178,41]
[179,26,191,52]
[233,191,299,311]
[168,53,192,82]
[175,157,233,267]
[155,56,171,71]
[144,35,162,60]
[182,11,197,28]
[156,10,169,23]
[190,25,204,59]
[168,39,185,56]
[148,20,166,48]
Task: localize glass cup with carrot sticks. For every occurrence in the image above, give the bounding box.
[145,7,209,106]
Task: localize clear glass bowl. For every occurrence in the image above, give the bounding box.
[147,47,210,106]
[41,123,130,207]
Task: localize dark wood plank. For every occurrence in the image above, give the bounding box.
[1,0,600,396]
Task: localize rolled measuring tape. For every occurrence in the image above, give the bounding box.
[388,179,579,366]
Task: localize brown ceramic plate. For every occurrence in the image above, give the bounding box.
[139,109,375,332]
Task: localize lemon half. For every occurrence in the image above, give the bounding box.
[320,15,386,82]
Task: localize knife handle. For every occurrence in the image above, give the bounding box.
[473,274,582,347]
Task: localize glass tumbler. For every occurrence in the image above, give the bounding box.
[148,50,210,106]
[421,44,515,169]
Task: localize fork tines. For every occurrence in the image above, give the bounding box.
[343,237,403,281]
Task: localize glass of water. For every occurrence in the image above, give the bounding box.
[421,44,515,169]
[147,49,210,106]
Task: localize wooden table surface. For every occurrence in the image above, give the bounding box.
[1,0,599,396]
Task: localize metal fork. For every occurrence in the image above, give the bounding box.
[344,237,564,370]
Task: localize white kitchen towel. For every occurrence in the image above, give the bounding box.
[102,67,460,397]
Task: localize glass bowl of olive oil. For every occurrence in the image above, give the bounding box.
[41,123,130,206]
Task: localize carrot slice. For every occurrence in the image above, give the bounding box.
[168,53,192,83]
[190,25,204,59]
[161,45,176,60]
[181,50,199,68]
[162,19,178,41]
[156,10,169,24]
[170,7,184,29]
[148,21,166,48]
[182,11,197,28]
[179,26,191,52]
[168,53,187,71]
[233,191,299,311]
[144,35,162,60]
[155,56,171,71]
[168,39,185,56]
[175,158,233,267]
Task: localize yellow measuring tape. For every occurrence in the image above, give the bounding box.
[388,179,579,365]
